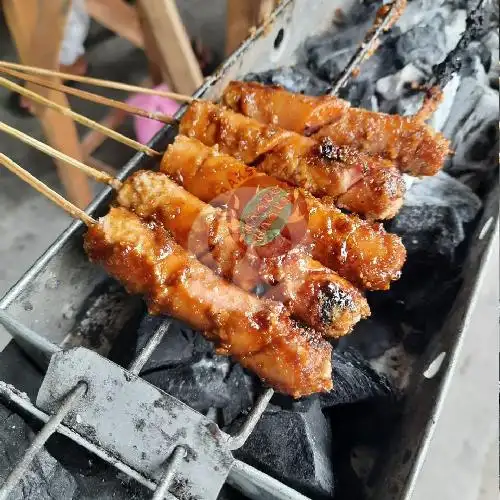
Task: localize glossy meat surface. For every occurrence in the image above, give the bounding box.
[162,137,406,290]
[223,80,350,135]
[84,207,333,397]
[314,111,450,177]
[118,170,370,337]
[222,81,450,176]
[180,101,405,219]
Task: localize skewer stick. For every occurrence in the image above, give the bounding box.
[0,121,123,190]
[330,0,407,95]
[0,153,95,226]
[0,76,160,157]
[0,67,175,124]
[0,60,194,102]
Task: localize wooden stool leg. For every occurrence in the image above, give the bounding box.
[225,0,276,56]
[136,0,203,95]
[3,0,93,208]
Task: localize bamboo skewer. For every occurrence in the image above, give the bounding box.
[0,121,122,190]
[0,60,194,102]
[0,76,160,157]
[0,67,175,124]
[0,152,95,226]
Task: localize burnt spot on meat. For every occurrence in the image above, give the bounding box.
[318,281,355,325]
[318,137,348,162]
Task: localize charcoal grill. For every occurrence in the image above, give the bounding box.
[0,1,498,499]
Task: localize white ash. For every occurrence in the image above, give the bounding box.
[369,345,416,391]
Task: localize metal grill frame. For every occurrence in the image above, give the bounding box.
[0,0,498,499]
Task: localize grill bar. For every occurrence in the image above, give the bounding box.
[228,388,275,450]
[151,446,188,500]
[0,381,87,500]
[0,381,174,495]
[129,319,172,375]
[329,0,406,95]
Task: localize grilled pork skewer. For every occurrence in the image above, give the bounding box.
[0,151,334,397]
[180,101,405,220]
[161,136,406,291]
[85,207,333,397]
[222,80,450,177]
[118,170,370,338]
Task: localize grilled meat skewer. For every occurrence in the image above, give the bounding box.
[85,206,333,397]
[180,100,405,220]
[223,80,450,177]
[117,170,370,337]
[161,136,406,291]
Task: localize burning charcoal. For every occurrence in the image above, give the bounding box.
[244,66,330,95]
[442,76,499,187]
[73,470,148,500]
[396,8,467,72]
[228,400,335,499]
[0,402,77,500]
[375,63,426,101]
[389,171,482,259]
[319,349,395,408]
[307,23,371,83]
[396,14,448,69]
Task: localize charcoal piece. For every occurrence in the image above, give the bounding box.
[73,470,147,500]
[217,484,246,500]
[338,319,401,360]
[375,63,426,101]
[143,356,255,422]
[320,349,394,408]
[339,80,377,110]
[135,315,213,372]
[442,76,499,186]
[396,14,448,69]
[389,171,482,259]
[67,279,143,356]
[306,22,373,83]
[0,403,77,500]
[229,401,335,499]
[136,315,256,423]
[142,355,233,412]
[244,66,331,95]
[221,364,255,426]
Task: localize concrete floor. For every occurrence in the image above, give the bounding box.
[0,5,497,500]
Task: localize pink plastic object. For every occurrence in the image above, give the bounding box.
[126,84,181,145]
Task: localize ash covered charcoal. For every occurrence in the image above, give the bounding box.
[0,402,77,500]
[371,171,484,345]
[389,171,482,258]
[135,315,256,425]
[228,400,335,499]
[442,76,499,189]
[244,66,331,95]
[396,8,466,71]
[305,2,381,83]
